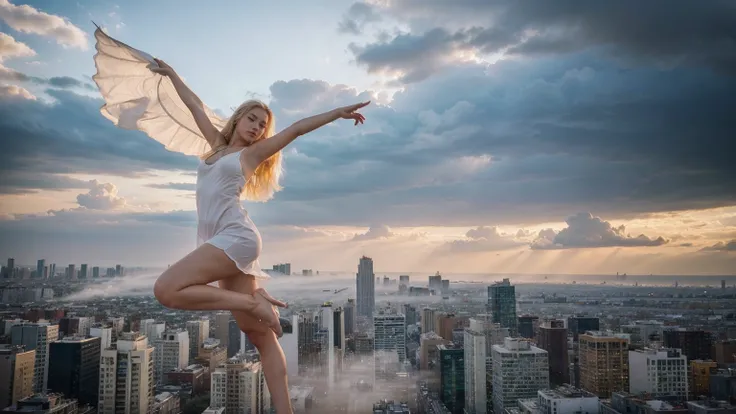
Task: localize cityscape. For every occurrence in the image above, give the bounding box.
[1,255,735,413]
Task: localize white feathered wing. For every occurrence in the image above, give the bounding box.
[91,25,225,157]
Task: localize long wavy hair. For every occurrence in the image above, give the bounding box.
[206,100,283,201]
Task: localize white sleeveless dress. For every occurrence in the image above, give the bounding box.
[196,150,270,280]
[91,25,270,280]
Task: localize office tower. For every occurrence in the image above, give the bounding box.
[422,308,436,335]
[98,332,154,414]
[139,319,155,340]
[47,336,101,407]
[92,266,100,278]
[278,314,299,378]
[491,338,549,414]
[186,319,209,361]
[428,272,442,293]
[464,316,509,414]
[518,315,539,339]
[90,325,113,350]
[663,329,714,361]
[438,343,465,414]
[713,340,736,365]
[538,319,570,386]
[36,260,44,279]
[58,316,92,337]
[487,278,517,335]
[420,332,449,371]
[374,310,406,382]
[579,331,630,398]
[154,330,190,385]
[209,355,270,414]
[399,275,409,287]
[343,299,355,335]
[316,303,343,386]
[227,319,242,358]
[356,256,375,318]
[0,345,35,409]
[568,317,600,342]
[196,339,228,385]
[10,322,59,393]
[629,348,688,399]
[621,320,665,345]
[214,312,231,349]
[80,264,88,279]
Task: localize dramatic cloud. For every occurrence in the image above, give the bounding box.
[0,32,35,61]
[345,0,736,83]
[0,88,196,195]
[0,83,34,100]
[441,226,526,253]
[531,213,668,250]
[337,2,382,35]
[700,240,736,252]
[0,0,88,49]
[76,181,126,210]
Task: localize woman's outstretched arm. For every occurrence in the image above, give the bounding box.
[150,58,224,148]
[246,101,370,166]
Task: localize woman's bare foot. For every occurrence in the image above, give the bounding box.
[252,288,287,336]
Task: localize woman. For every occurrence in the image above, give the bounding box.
[91,27,368,413]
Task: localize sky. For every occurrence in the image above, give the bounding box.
[0,0,735,276]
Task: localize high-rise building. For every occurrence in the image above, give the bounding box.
[58,316,92,337]
[374,310,406,381]
[47,336,101,407]
[579,331,630,398]
[98,332,154,414]
[568,317,600,342]
[487,279,517,335]
[0,345,35,409]
[491,337,549,414]
[186,319,209,361]
[428,272,442,294]
[153,330,190,385]
[10,322,59,393]
[663,329,713,362]
[537,319,570,386]
[422,308,436,335]
[517,315,539,339]
[464,316,509,414]
[35,260,44,279]
[629,348,688,399]
[689,360,718,398]
[80,264,88,279]
[356,256,375,318]
[209,355,270,414]
[277,315,299,378]
[227,320,242,358]
[92,266,100,278]
[90,324,113,350]
[403,304,418,328]
[214,312,231,349]
[343,299,355,335]
[438,343,465,414]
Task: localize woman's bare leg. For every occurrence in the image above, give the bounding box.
[219,276,293,414]
[153,243,286,334]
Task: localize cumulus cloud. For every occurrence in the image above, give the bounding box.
[531,213,668,250]
[352,224,395,241]
[0,0,88,50]
[0,32,35,61]
[0,83,34,100]
[441,226,527,253]
[76,180,126,210]
[338,2,382,35]
[700,240,736,252]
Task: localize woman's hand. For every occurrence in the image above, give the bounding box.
[150,58,176,77]
[334,101,370,125]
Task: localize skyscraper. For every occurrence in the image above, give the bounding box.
[579,331,630,398]
[537,319,569,386]
[98,332,154,414]
[0,345,35,409]
[487,279,517,335]
[356,256,375,318]
[492,338,549,414]
[47,336,101,407]
[10,323,59,393]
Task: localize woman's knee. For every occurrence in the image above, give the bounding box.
[153,271,179,308]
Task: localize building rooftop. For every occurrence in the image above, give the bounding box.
[539,385,597,400]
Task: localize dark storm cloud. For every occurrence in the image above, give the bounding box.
[255,57,736,227]
[345,0,736,83]
[0,88,197,194]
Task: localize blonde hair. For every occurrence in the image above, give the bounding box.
[205,100,283,201]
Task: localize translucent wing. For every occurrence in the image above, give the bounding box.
[91,25,225,156]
